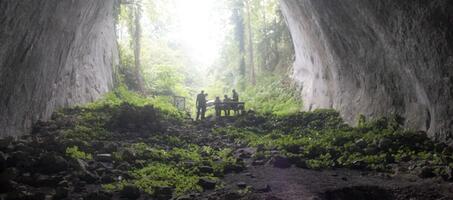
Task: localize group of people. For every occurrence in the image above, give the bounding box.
[195,89,239,120]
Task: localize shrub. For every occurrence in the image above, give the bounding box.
[66,146,93,160]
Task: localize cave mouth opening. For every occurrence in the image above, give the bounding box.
[116,0,298,116]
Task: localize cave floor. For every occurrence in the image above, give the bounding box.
[1,113,453,200]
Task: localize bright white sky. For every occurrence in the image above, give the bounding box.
[169,0,230,66]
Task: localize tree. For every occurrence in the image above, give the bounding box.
[245,0,256,85]
[231,0,246,82]
[133,0,145,94]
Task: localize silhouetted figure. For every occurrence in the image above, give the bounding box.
[223,95,231,116]
[196,91,207,120]
[214,96,222,117]
[232,89,239,102]
[232,89,239,115]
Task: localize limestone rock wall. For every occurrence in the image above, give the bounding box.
[280,0,453,141]
[0,0,118,136]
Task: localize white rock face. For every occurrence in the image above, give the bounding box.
[0,0,118,136]
[281,0,453,141]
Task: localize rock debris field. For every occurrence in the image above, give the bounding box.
[1,103,453,200]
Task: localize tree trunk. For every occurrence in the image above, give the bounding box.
[245,0,256,85]
[133,0,145,93]
[262,0,267,73]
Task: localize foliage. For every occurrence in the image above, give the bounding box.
[55,86,184,141]
[105,139,237,197]
[241,74,302,116]
[116,1,200,115]
[211,0,294,87]
[65,146,93,160]
[86,86,184,119]
[132,163,202,196]
[216,111,453,173]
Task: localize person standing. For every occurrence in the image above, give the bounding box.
[232,89,239,115]
[196,91,207,120]
[214,96,222,117]
[232,89,239,102]
[223,95,231,116]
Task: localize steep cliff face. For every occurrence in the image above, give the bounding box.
[0,0,118,136]
[281,0,453,141]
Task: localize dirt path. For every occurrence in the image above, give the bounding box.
[222,165,453,200]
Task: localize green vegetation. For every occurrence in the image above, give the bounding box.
[104,141,238,196]
[48,93,453,198]
[216,110,453,175]
[65,146,93,160]
[132,163,202,196]
[116,0,203,114]
[54,87,184,141]
[240,75,302,116]
[45,0,453,198]
[205,0,301,116]
[116,0,299,117]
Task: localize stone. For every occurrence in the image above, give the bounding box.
[198,166,214,174]
[120,185,141,200]
[104,143,119,152]
[0,151,7,172]
[74,158,89,171]
[7,151,34,171]
[176,193,200,200]
[223,191,242,200]
[53,187,69,200]
[80,171,99,184]
[443,166,453,181]
[364,147,379,155]
[84,190,113,200]
[116,162,131,171]
[253,184,271,193]
[74,159,99,183]
[0,137,13,150]
[378,138,392,150]
[31,174,60,187]
[96,154,113,162]
[0,168,18,193]
[223,163,244,174]
[236,182,247,189]
[153,186,174,200]
[271,156,291,168]
[198,178,217,190]
[101,174,115,184]
[285,144,302,154]
[252,160,266,166]
[354,139,368,149]
[5,187,46,200]
[419,167,436,178]
[121,149,136,163]
[91,141,105,151]
[36,152,68,174]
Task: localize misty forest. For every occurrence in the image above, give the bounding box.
[1,0,453,199]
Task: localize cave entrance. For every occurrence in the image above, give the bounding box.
[116,0,298,117]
